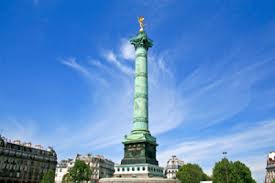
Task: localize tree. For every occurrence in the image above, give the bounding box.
[176,163,210,183]
[203,173,212,181]
[233,161,256,183]
[213,158,256,183]
[62,173,72,183]
[41,169,55,183]
[68,160,92,183]
[213,158,238,183]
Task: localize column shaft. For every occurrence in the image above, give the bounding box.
[133,47,149,132]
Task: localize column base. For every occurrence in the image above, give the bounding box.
[100,177,180,183]
[114,164,164,178]
[121,142,158,165]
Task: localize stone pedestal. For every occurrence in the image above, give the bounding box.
[99,177,180,183]
[121,141,158,165]
[114,163,163,178]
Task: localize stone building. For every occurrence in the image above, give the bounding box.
[165,155,184,179]
[54,158,74,183]
[77,154,115,181]
[0,135,57,183]
[55,154,114,183]
[265,151,275,183]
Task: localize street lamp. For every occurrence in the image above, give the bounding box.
[222,152,229,183]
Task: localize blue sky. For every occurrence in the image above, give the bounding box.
[1,0,275,182]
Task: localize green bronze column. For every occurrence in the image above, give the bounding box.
[131,31,152,133]
[121,18,158,166]
[122,30,156,145]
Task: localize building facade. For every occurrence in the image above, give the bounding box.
[265,151,275,183]
[55,154,114,183]
[165,155,184,179]
[54,159,74,183]
[0,135,57,183]
[77,154,115,181]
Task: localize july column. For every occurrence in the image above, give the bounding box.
[130,31,153,133]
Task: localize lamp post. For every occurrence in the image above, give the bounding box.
[222,152,229,183]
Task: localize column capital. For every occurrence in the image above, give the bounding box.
[130,31,153,50]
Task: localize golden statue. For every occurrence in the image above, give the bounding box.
[138,16,145,32]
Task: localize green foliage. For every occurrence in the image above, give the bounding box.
[68,160,92,183]
[61,173,72,183]
[271,179,275,183]
[213,158,238,183]
[213,158,256,183]
[176,163,210,183]
[233,161,256,183]
[203,173,212,181]
[41,169,55,183]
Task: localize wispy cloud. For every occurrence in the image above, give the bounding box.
[1,118,38,142]
[53,35,275,159]
[158,120,275,182]
[61,57,91,78]
[120,39,136,61]
[147,55,185,135]
[51,39,185,157]
[103,51,134,76]
[60,57,108,86]
[89,59,107,70]
[178,57,275,128]
[4,32,274,183]
[0,118,57,149]
[159,120,275,162]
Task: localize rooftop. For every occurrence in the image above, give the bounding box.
[0,135,54,152]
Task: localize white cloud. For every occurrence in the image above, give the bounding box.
[157,56,172,76]
[57,38,274,161]
[61,57,108,86]
[158,120,275,182]
[178,59,274,128]
[51,40,186,158]
[103,51,134,76]
[120,39,135,61]
[61,57,91,78]
[1,118,38,142]
[3,35,273,183]
[0,118,57,150]
[148,55,185,135]
[89,59,105,69]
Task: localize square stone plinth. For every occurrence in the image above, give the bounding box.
[121,141,158,165]
[99,177,180,183]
